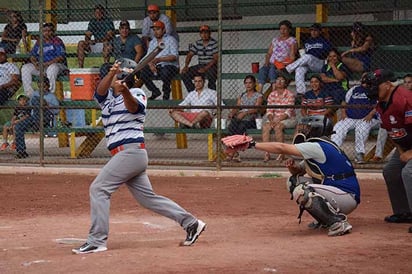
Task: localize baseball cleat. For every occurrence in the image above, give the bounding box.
[328,220,352,236]
[72,242,107,254]
[181,220,206,246]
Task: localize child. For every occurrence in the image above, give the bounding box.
[1,94,30,150]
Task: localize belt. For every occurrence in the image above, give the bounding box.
[110,143,145,156]
[325,172,356,181]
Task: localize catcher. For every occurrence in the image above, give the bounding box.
[222,115,360,236]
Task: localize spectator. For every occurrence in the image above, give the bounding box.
[15,77,60,158]
[285,23,331,96]
[169,74,217,129]
[99,20,144,79]
[0,10,28,54]
[0,94,30,151]
[261,75,297,162]
[141,4,179,50]
[257,20,297,93]
[331,74,378,164]
[181,25,218,92]
[320,48,350,105]
[403,74,412,91]
[0,47,21,105]
[140,21,179,100]
[301,75,334,118]
[227,75,263,135]
[77,4,115,68]
[21,22,67,97]
[341,22,374,73]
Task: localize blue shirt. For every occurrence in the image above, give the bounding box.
[87,17,115,41]
[30,36,67,66]
[113,34,143,60]
[304,36,331,59]
[146,34,179,68]
[345,85,375,119]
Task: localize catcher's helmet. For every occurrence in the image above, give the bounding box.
[115,58,137,88]
[295,115,333,142]
[362,69,397,100]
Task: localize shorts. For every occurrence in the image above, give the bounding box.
[90,42,104,53]
[179,111,212,128]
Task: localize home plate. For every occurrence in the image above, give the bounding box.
[55,238,86,244]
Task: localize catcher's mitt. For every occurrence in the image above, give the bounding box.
[221,134,255,155]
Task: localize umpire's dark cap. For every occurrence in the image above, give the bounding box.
[371,69,397,86]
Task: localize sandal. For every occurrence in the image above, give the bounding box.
[263,152,271,163]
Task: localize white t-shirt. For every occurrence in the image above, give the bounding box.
[0,62,20,86]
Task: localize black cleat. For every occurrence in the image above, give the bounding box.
[181,220,206,246]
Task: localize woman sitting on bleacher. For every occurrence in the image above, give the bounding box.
[341,22,374,73]
[0,10,28,54]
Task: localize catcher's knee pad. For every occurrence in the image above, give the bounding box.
[292,184,346,227]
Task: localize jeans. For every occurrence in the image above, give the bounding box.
[257,63,278,85]
[141,65,178,100]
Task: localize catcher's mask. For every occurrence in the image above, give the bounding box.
[115,58,138,89]
[294,115,333,143]
[362,69,397,100]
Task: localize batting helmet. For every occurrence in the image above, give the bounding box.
[362,69,397,100]
[295,115,333,142]
[115,58,137,89]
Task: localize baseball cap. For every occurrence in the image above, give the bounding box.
[310,23,322,31]
[119,20,130,28]
[199,25,210,32]
[370,69,397,85]
[151,21,165,29]
[147,4,160,12]
[0,47,6,54]
[16,94,28,100]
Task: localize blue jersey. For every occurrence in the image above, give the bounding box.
[296,138,361,204]
[95,87,147,150]
[304,36,331,59]
[345,85,375,119]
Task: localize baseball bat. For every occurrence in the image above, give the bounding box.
[120,42,165,84]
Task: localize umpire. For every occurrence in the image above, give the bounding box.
[364,69,412,233]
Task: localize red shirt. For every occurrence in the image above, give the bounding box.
[376,85,412,151]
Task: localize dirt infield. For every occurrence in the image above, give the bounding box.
[0,173,411,273]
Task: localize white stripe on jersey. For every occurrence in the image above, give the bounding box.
[97,87,147,149]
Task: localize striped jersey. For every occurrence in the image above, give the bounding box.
[95,87,147,150]
[188,38,218,65]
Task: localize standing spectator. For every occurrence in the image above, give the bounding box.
[0,10,28,54]
[301,75,334,118]
[0,47,21,105]
[0,94,30,151]
[140,21,179,100]
[257,20,297,93]
[181,25,218,92]
[331,74,378,164]
[261,75,296,162]
[403,74,412,91]
[21,22,67,97]
[77,4,115,68]
[341,22,374,73]
[99,20,144,79]
[169,74,217,129]
[320,48,350,105]
[364,69,412,233]
[15,77,59,158]
[285,23,331,96]
[141,4,179,50]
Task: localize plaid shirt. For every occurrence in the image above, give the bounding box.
[266,88,296,118]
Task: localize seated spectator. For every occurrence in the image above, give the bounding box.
[0,47,21,105]
[257,20,297,93]
[403,74,412,91]
[370,125,388,162]
[285,23,331,96]
[140,21,179,100]
[331,74,378,164]
[21,22,67,97]
[142,4,179,50]
[320,48,350,105]
[15,77,59,158]
[99,20,144,79]
[301,75,334,118]
[0,10,28,54]
[227,75,263,135]
[181,25,218,92]
[341,22,374,73]
[261,75,296,162]
[169,74,217,129]
[77,4,115,68]
[0,94,30,151]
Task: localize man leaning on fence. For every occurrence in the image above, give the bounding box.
[21,22,67,98]
[181,25,218,92]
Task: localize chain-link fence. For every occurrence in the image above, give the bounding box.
[0,1,411,168]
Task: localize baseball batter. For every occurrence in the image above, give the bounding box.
[223,115,360,236]
[72,59,206,254]
[364,69,412,232]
